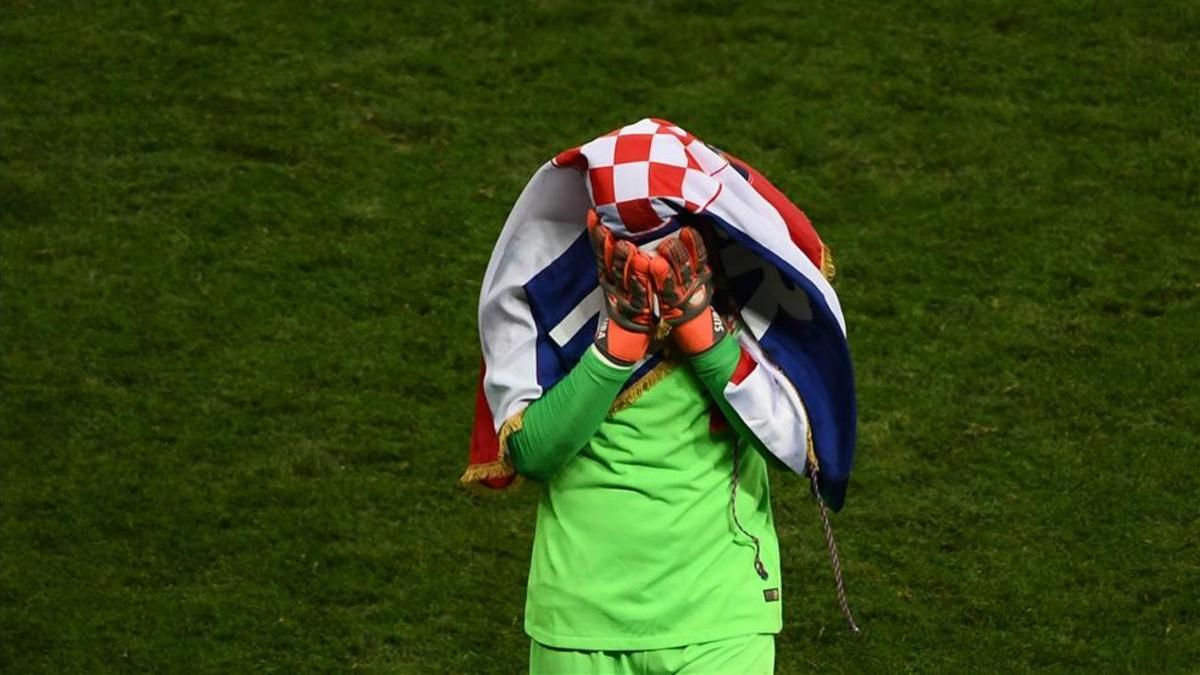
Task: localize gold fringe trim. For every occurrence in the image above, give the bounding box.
[459,458,522,495]
[458,410,525,492]
[459,459,514,484]
[820,245,836,282]
[609,360,677,415]
[805,423,819,473]
[461,472,524,496]
[496,411,526,464]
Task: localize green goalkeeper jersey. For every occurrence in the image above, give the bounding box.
[507,336,782,651]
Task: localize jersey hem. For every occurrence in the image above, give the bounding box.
[524,617,782,652]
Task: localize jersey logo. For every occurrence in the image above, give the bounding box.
[763,588,780,602]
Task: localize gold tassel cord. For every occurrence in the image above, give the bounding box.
[807,434,861,634]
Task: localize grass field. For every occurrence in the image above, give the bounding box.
[2,1,1198,672]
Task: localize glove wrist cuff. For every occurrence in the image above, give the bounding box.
[595,317,650,365]
[671,307,725,355]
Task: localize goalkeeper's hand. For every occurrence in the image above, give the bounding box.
[650,226,726,355]
[589,212,655,366]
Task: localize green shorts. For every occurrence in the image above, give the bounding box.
[529,633,774,674]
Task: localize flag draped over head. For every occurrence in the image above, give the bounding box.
[462,119,857,509]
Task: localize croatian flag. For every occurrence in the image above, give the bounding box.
[462,119,857,509]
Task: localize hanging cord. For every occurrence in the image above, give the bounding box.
[809,466,861,633]
[730,440,769,580]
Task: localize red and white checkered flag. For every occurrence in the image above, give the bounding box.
[552,118,728,237]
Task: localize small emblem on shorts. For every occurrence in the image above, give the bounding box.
[763,588,780,602]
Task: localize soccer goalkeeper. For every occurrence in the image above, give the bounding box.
[506,216,787,674]
[463,118,857,675]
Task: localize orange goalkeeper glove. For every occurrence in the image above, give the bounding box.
[589,213,655,366]
[650,226,726,355]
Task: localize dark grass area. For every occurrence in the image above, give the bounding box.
[2,1,1198,672]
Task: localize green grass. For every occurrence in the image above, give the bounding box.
[2,1,1197,672]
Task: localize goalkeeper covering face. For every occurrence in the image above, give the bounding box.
[464,119,857,675]
[508,215,782,673]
